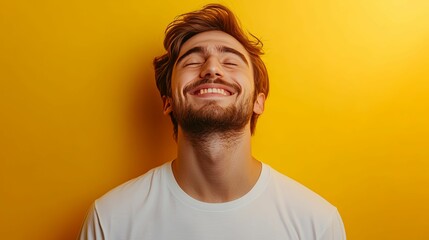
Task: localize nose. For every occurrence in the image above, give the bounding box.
[199,57,224,79]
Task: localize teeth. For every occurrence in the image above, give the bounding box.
[198,88,229,96]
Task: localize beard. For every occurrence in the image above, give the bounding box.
[172,95,253,139]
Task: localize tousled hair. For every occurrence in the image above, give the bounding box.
[153,4,269,138]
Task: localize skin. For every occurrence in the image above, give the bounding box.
[163,30,266,203]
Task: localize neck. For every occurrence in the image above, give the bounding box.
[172,127,261,203]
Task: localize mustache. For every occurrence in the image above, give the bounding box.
[183,78,241,94]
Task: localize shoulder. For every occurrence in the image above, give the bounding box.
[79,162,174,238]
[94,162,170,216]
[267,165,336,211]
[265,164,344,236]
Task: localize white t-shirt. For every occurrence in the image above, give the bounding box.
[79,161,346,240]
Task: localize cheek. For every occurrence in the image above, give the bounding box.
[232,69,255,91]
[245,69,256,92]
[175,70,199,86]
[171,70,194,97]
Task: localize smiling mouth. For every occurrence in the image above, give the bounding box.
[194,87,231,96]
[184,78,240,98]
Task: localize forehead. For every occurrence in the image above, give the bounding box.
[178,30,250,59]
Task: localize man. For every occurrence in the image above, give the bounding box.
[79,4,346,240]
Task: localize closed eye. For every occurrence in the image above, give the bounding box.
[223,62,238,67]
[222,55,241,67]
[185,62,203,66]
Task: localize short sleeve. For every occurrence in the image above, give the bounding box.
[319,209,346,240]
[77,203,105,240]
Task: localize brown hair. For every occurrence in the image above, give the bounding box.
[153,4,269,138]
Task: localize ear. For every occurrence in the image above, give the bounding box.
[162,96,173,115]
[253,93,265,115]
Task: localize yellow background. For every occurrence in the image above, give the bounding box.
[1,0,428,239]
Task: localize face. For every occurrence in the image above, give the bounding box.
[164,30,265,137]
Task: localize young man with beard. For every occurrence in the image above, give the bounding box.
[79,4,346,240]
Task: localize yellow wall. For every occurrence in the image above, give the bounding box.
[1,0,428,239]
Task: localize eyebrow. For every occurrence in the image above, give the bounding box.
[176,45,249,66]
